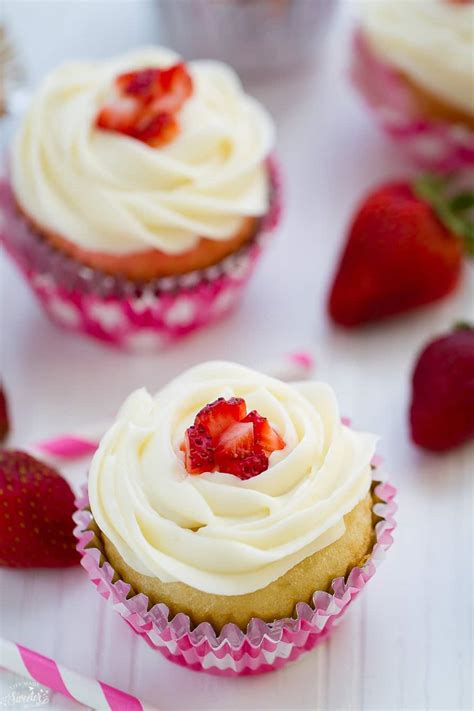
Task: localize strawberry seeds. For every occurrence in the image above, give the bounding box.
[96,63,193,147]
[0,450,79,568]
[182,397,285,480]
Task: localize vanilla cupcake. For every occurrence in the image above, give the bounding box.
[75,362,396,674]
[352,0,474,171]
[0,49,280,350]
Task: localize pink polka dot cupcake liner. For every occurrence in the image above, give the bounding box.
[73,478,397,677]
[351,31,474,173]
[0,159,281,351]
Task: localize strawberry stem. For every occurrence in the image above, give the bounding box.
[453,321,474,332]
[413,174,474,256]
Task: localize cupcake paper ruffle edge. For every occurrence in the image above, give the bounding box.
[351,31,474,173]
[0,159,282,352]
[73,478,397,677]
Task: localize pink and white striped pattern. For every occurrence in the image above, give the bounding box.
[0,638,146,710]
[73,480,397,677]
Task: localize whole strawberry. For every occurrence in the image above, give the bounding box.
[0,450,79,568]
[0,384,9,443]
[409,325,474,451]
[328,176,473,327]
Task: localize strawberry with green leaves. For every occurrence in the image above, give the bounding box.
[328,175,474,327]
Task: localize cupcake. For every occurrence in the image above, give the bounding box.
[75,361,396,675]
[352,0,474,172]
[157,0,338,77]
[0,48,280,350]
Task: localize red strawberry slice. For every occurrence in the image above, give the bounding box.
[116,68,161,101]
[409,324,474,451]
[96,63,193,147]
[116,64,192,112]
[183,425,214,474]
[182,397,285,479]
[0,384,9,443]
[214,421,254,463]
[96,96,140,133]
[242,410,285,453]
[152,63,193,114]
[218,447,269,480]
[327,178,471,327]
[0,450,79,568]
[132,111,179,147]
[194,397,247,441]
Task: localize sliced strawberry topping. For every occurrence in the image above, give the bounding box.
[96,63,193,147]
[214,421,254,463]
[96,96,140,133]
[116,68,161,101]
[132,112,179,147]
[218,448,269,480]
[242,410,285,453]
[182,397,285,480]
[183,425,214,475]
[152,63,193,114]
[195,397,247,441]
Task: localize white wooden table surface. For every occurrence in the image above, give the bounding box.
[1,3,472,710]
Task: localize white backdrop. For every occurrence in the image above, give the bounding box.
[1,2,473,710]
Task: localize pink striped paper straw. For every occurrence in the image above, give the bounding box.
[0,638,151,711]
[29,350,316,463]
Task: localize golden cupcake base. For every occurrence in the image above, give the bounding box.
[91,492,376,632]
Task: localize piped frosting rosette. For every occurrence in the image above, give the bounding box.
[352,1,474,172]
[74,363,397,675]
[11,48,275,257]
[88,362,376,595]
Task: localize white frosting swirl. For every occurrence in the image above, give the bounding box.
[360,0,474,117]
[12,48,274,255]
[88,362,376,596]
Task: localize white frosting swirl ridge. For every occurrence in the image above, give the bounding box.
[360,0,474,117]
[12,48,275,256]
[88,362,377,596]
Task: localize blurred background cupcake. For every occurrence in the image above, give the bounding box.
[352,0,474,172]
[156,0,338,77]
[0,47,281,350]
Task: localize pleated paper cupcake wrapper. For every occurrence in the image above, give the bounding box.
[351,31,474,173]
[0,160,281,352]
[73,479,397,677]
